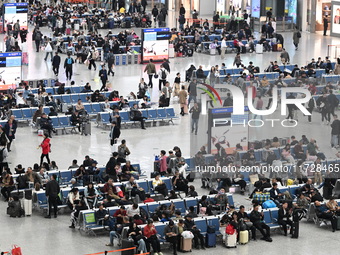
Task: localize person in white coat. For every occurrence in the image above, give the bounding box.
[221,37,227,59]
[44,38,53,61]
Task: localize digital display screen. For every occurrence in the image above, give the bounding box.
[142,28,170,63]
[0,52,22,90]
[3,3,28,32]
[251,0,261,18]
[332,4,340,34]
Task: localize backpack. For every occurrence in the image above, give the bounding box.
[67,57,73,65]
[226,224,235,235]
[297,31,301,38]
[0,148,4,162]
[161,69,167,80]
[17,174,27,189]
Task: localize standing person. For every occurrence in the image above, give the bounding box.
[152,6,159,26]
[158,64,168,91]
[141,0,147,12]
[0,142,9,175]
[107,50,115,76]
[87,47,98,71]
[280,48,290,65]
[292,27,301,50]
[189,103,200,135]
[327,90,339,118]
[253,96,264,120]
[178,86,188,116]
[265,84,274,110]
[323,15,329,36]
[39,133,51,166]
[109,121,120,146]
[220,37,227,59]
[64,53,74,81]
[13,20,20,39]
[233,53,242,68]
[34,28,43,52]
[4,115,17,152]
[331,115,340,148]
[161,82,172,107]
[306,95,315,123]
[52,52,61,76]
[19,28,28,43]
[179,4,186,16]
[188,79,197,106]
[99,65,108,91]
[173,73,181,97]
[44,38,53,61]
[45,174,60,219]
[266,8,273,21]
[144,59,156,88]
[179,14,186,31]
[162,58,170,73]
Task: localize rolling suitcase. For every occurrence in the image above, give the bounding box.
[125,20,131,28]
[66,28,71,35]
[210,48,216,55]
[108,20,114,29]
[23,199,32,216]
[206,233,216,247]
[225,233,237,248]
[181,237,192,252]
[256,44,263,54]
[291,221,299,238]
[239,230,249,244]
[82,122,91,135]
[121,239,135,255]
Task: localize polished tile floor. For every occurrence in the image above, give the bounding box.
[0,20,340,255]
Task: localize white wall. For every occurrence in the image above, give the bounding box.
[199,0,216,16]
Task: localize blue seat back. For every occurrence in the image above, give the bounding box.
[45,87,54,95]
[83,104,93,114]
[120,111,130,122]
[154,223,167,238]
[165,107,176,118]
[43,107,51,115]
[37,192,48,206]
[83,211,97,225]
[172,199,186,214]
[50,116,60,127]
[79,94,88,102]
[70,94,80,103]
[22,108,33,119]
[140,109,148,119]
[207,217,220,233]
[157,108,166,118]
[61,95,71,103]
[59,116,71,127]
[91,103,102,113]
[60,170,73,183]
[161,177,172,191]
[147,202,160,214]
[100,112,111,123]
[185,198,198,210]
[136,180,149,193]
[227,194,234,206]
[148,109,157,119]
[288,185,300,197]
[72,86,82,93]
[194,219,207,233]
[270,208,279,222]
[263,210,272,224]
[12,109,23,119]
[254,149,262,162]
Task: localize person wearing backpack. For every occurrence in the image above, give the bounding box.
[107,49,115,76]
[34,28,43,52]
[292,26,301,50]
[87,47,98,71]
[64,52,74,80]
[158,64,168,91]
[117,139,130,162]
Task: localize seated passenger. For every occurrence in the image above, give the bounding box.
[250,204,272,242]
[143,219,163,255]
[278,202,293,236]
[315,200,337,232]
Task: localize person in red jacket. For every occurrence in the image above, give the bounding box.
[39,133,51,166]
[113,205,127,224]
[143,219,162,255]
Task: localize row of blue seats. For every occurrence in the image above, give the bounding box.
[62,42,141,53]
[96,107,179,127]
[21,85,84,95]
[11,107,51,122]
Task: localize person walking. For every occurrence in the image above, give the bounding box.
[292,27,301,50]
[323,15,329,36]
[306,95,315,123]
[280,48,290,66]
[99,65,108,91]
[144,59,156,88]
[13,20,20,39]
[34,28,43,52]
[189,103,200,135]
[64,53,74,80]
[52,52,61,76]
[178,85,188,116]
[107,50,115,76]
[331,115,340,148]
[158,64,168,91]
[4,115,17,152]
[39,133,51,166]
[45,174,60,219]
[152,6,159,27]
[233,53,242,68]
[109,121,121,146]
[44,38,53,61]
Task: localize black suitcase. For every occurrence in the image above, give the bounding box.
[125,20,131,28]
[291,221,299,238]
[121,239,135,255]
[25,189,33,200]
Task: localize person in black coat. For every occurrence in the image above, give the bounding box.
[99,66,108,91]
[250,204,272,242]
[162,59,170,73]
[105,152,119,181]
[278,202,293,236]
[109,121,120,146]
[4,116,17,152]
[45,174,60,218]
[52,52,61,76]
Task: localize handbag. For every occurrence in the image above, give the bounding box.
[11,245,22,255]
[154,74,159,79]
[181,230,194,239]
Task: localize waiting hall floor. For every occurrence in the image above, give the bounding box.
[0,28,339,254]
